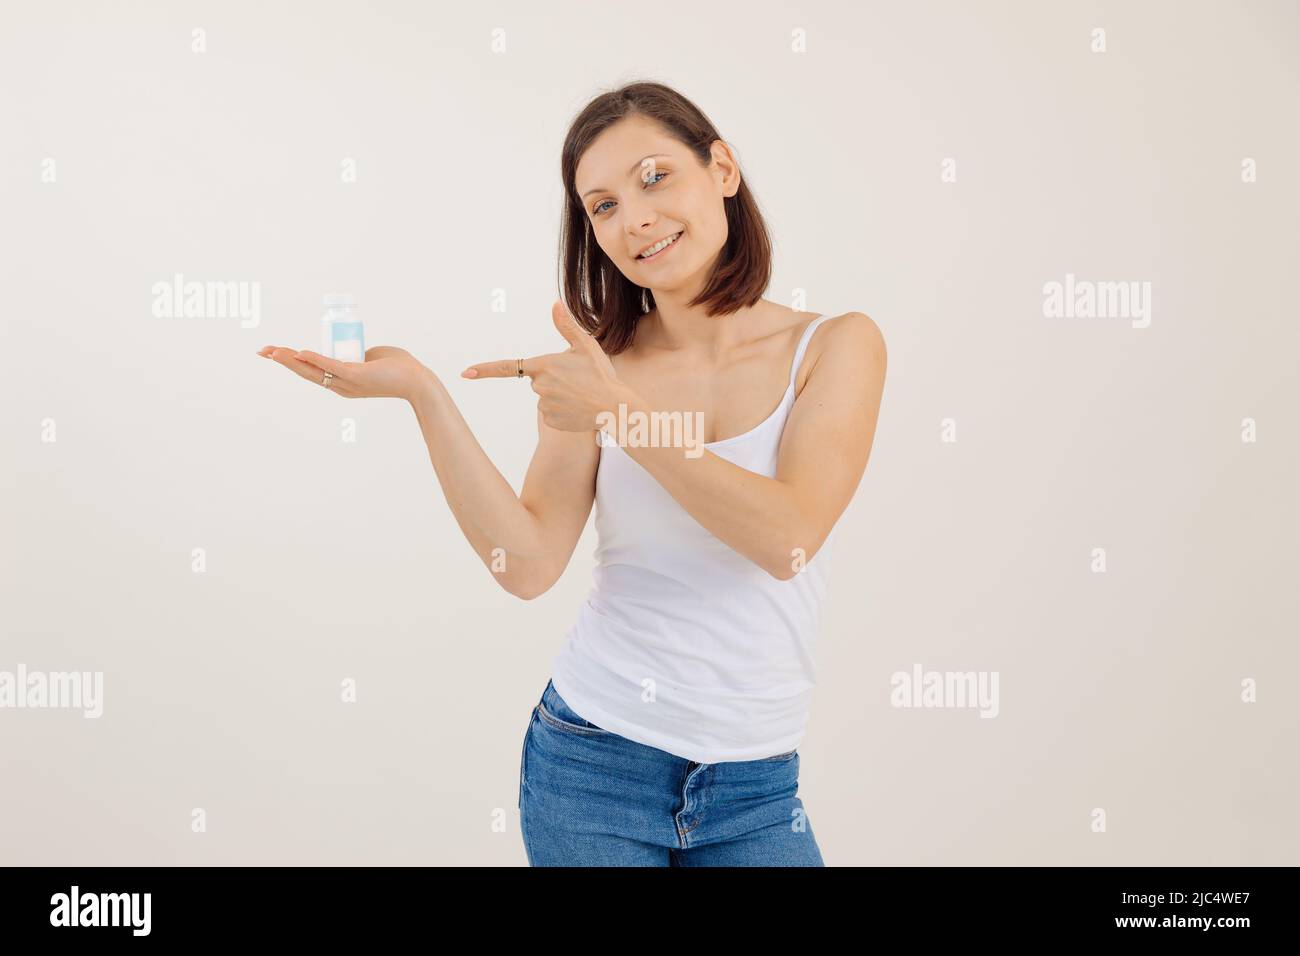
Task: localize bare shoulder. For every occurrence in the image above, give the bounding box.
[823,311,884,354]
[797,311,886,393]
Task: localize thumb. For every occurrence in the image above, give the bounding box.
[551,300,598,354]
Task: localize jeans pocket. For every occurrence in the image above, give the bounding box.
[536,698,612,737]
[538,680,612,737]
[759,748,798,762]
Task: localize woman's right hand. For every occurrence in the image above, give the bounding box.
[258,344,433,402]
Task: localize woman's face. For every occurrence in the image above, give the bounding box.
[574,115,740,296]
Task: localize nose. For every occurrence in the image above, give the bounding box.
[621,196,658,239]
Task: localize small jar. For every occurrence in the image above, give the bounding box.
[320,294,365,362]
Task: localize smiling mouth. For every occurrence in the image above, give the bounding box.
[637,231,683,260]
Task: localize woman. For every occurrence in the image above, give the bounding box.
[258,81,887,866]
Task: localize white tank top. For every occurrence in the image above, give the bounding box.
[550,313,840,763]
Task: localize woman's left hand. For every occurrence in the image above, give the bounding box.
[461,300,628,432]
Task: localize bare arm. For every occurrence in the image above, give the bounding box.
[407,372,598,600]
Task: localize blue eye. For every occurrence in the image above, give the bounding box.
[591,171,669,216]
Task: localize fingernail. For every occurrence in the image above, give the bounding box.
[461,368,477,378]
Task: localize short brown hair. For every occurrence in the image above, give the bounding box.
[558,81,773,355]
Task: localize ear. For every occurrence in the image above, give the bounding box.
[710,139,742,198]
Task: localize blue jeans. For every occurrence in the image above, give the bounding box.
[518,679,824,866]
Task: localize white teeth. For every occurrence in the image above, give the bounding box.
[639,232,681,258]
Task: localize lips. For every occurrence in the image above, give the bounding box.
[636,231,683,260]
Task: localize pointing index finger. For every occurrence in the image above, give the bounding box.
[461,356,538,379]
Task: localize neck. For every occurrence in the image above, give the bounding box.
[640,295,769,358]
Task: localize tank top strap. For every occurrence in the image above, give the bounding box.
[787,314,833,390]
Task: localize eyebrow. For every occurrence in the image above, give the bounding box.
[580,154,671,199]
